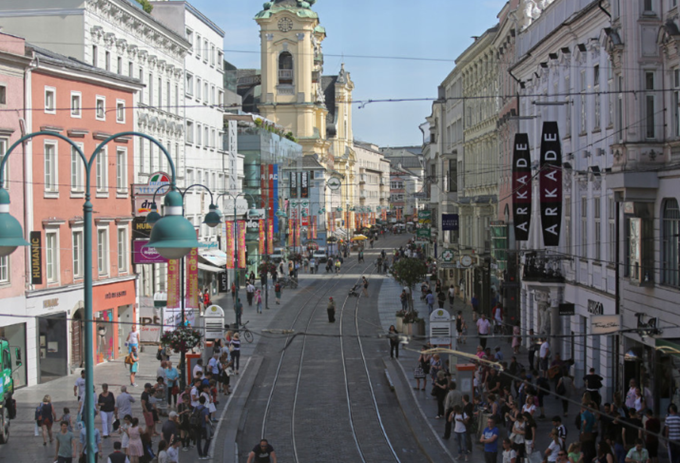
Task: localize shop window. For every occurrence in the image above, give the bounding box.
[662,198,680,287]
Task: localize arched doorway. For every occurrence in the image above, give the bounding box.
[71,305,84,371]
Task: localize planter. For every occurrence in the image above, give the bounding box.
[396,316,403,333]
[404,320,426,337]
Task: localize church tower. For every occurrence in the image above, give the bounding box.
[255,0,331,163]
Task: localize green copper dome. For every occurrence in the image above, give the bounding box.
[255,0,319,19]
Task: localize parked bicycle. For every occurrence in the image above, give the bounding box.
[233,320,254,343]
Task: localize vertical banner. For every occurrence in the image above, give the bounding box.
[260,164,267,208]
[30,231,42,285]
[513,133,532,241]
[185,247,199,309]
[238,221,246,268]
[311,215,317,239]
[226,221,235,269]
[267,222,274,254]
[539,121,562,247]
[270,165,279,233]
[288,219,295,247]
[301,171,309,198]
[259,220,265,255]
[167,259,180,308]
[290,171,297,198]
[295,219,300,247]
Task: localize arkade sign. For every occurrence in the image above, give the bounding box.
[539,122,562,247]
[513,133,532,241]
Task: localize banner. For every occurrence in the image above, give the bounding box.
[218,272,229,292]
[185,247,199,309]
[295,219,300,247]
[513,133,532,241]
[261,164,267,208]
[167,259,180,308]
[238,221,246,268]
[539,122,562,247]
[290,171,297,198]
[226,221,235,269]
[301,171,309,198]
[259,220,265,255]
[289,219,295,247]
[30,231,42,285]
[267,222,274,255]
[311,215,317,239]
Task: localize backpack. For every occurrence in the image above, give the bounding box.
[275,283,281,292]
[189,406,203,429]
[34,403,42,421]
[156,349,162,361]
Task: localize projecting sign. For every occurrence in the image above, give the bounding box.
[133,240,169,264]
[442,214,459,231]
[591,315,621,335]
[539,122,562,247]
[30,231,42,285]
[290,172,298,198]
[513,133,532,241]
[327,177,341,190]
[301,171,309,198]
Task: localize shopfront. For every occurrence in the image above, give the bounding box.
[92,278,136,363]
[0,322,27,388]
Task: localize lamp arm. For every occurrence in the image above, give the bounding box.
[180,183,216,205]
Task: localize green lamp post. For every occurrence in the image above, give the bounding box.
[0,131,197,463]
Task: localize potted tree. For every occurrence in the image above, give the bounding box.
[390,257,428,312]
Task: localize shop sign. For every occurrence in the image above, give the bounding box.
[591,315,621,335]
[133,240,168,264]
[327,176,341,190]
[559,303,575,316]
[442,214,459,231]
[30,231,42,285]
[104,291,127,300]
[43,298,59,309]
[132,217,152,239]
[290,172,298,198]
[301,171,309,198]
[587,300,604,315]
[513,133,532,241]
[539,122,562,247]
[218,272,229,293]
[132,171,171,196]
[198,241,219,249]
[417,227,431,238]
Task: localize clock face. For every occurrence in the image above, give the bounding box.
[278,17,293,32]
[460,255,473,268]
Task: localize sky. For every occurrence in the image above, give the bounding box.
[189,0,506,147]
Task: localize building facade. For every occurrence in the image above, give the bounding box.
[380,146,423,223]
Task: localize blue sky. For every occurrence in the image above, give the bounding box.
[190,0,505,147]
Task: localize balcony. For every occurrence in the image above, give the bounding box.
[522,251,566,283]
[278,69,293,84]
[359,190,367,199]
[359,174,366,184]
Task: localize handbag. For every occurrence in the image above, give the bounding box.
[112,419,120,431]
[124,354,133,365]
[430,386,438,397]
[171,386,179,396]
[229,343,235,353]
[579,431,594,443]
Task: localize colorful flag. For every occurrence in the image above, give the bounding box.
[311,215,317,239]
[167,259,180,308]
[226,221,235,269]
[295,219,300,247]
[289,219,295,247]
[267,222,274,255]
[238,221,246,268]
[259,220,265,255]
[185,248,199,309]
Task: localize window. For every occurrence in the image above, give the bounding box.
[96,147,107,193]
[0,256,8,283]
[105,51,110,71]
[116,147,127,193]
[218,90,224,109]
[44,87,56,114]
[71,92,81,118]
[644,0,653,12]
[117,57,122,75]
[203,39,208,62]
[148,73,153,106]
[97,228,108,276]
[565,196,571,255]
[158,77,162,107]
[594,197,601,261]
[92,45,98,67]
[593,65,601,130]
[581,197,588,258]
[174,85,179,114]
[96,96,105,120]
[196,34,201,58]
[46,231,58,283]
[674,69,680,137]
[0,138,6,189]
[279,52,293,84]
[204,82,208,104]
[44,142,57,193]
[128,61,133,78]
[138,67,144,102]
[117,228,127,272]
[116,100,125,123]
[71,145,84,193]
[646,71,655,138]
[186,72,193,96]
[608,197,616,263]
[186,28,194,51]
[580,70,587,134]
[217,50,223,66]
[72,230,83,279]
[186,120,194,144]
[662,198,680,286]
[196,123,202,146]
[211,129,216,149]
[607,66,614,127]
[617,76,623,141]
[565,75,571,136]
[211,44,215,66]
[196,77,201,100]
[204,126,209,148]
[166,81,170,112]
[0,85,5,105]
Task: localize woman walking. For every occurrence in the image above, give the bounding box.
[451,404,469,461]
[124,417,144,463]
[255,289,262,314]
[512,322,521,354]
[433,370,448,419]
[166,361,179,409]
[556,374,573,417]
[414,346,430,390]
[129,345,139,387]
[230,333,241,375]
[274,282,282,304]
[388,325,399,358]
[39,394,57,445]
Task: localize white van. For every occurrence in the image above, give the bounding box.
[312,248,328,263]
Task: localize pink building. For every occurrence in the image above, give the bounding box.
[0,33,31,387]
[26,45,141,383]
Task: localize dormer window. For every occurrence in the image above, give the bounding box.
[279,52,293,84]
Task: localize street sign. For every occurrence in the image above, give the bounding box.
[418,210,432,219]
[327,176,342,190]
[440,249,454,263]
[417,228,431,238]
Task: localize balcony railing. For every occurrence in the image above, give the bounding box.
[278,69,293,84]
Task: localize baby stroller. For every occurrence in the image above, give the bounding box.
[349,282,360,297]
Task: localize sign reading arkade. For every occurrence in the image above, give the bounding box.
[512,133,532,241]
[539,122,562,247]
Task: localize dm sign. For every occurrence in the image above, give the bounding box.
[513,133,532,241]
[539,122,562,247]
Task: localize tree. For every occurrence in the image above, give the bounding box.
[390,257,428,311]
[135,0,153,13]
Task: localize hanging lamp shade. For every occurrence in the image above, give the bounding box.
[145,190,198,260]
[0,189,29,257]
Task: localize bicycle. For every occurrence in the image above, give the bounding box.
[234,320,254,343]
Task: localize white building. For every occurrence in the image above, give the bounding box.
[511,0,616,396]
[353,141,389,226]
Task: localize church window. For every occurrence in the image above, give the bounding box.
[279,52,293,84]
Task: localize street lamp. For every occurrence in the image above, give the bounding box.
[0,131,196,463]
[146,183,222,389]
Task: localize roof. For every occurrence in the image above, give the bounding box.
[30,44,142,87]
[255,0,319,20]
[301,155,325,169]
[120,0,191,48]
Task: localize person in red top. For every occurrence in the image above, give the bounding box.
[203,288,211,308]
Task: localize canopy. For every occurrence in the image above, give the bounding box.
[352,234,368,241]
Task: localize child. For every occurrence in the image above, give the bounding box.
[166,438,181,463]
[58,407,72,432]
[567,442,582,463]
[157,440,168,463]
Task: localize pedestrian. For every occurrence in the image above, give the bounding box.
[176,395,193,451]
[255,289,262,314]
[512,322,521,354]
[230,333,241,375]
[74,370,86,402]
[162,411,180,447]
[443,381,463,439]
[167,439,180,463]
[544,428,562,462]
[327,297,336,323]
[448,284,456,307]
[509,412,526,461]
[480,416,500,463]
[165,362,179,409]
[492,304,503,334]
[98,383,116,438]
[208,352,221,385]
[451,404,469,460]
[274,282,282,304]
[127,325,139,353]
[79,416,102,461]
[556,374,573,417]
[141,383,158,437]
[194,396,212,460]
[594,441,615,463]
[644,409,660,463]
[39,394,57,445]
[625,439,650,463]
[58,407,73,432]
[234,297,243,327]
[362,276,369,297]
[437,290,446,309]
[54,420,76,463]
[246,282,255,306]
[247,439,277,463]
[471,294,480,321]
[665,404,680,463]
[414,346,430,391]
[580,403,597,463]
[203,287,211,308]
[433,370,448,419]
[388,325,399,358]
[157,440,168,463]
[400,289,409,311]
[536,371,550,419]
[477,314,491,349]
[539,338,550,371]
[502,438,517,463]
[425,290,435,314]
[107,441,129,463]
[124,417,144,463]
[114,385,135,425]
[129,345,139,387]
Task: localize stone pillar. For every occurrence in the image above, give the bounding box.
[549,287,561,358]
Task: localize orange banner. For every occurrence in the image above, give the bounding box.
[311,215,317,239]
[167,259,180,308]
[267,222,274,255]
[259,220,265,255]
[185,248,199,309]
[238,221,246,269]
[226,221,235,269]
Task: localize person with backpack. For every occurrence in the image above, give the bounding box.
[193,396,212,460]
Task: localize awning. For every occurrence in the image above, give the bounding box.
[656,338,680,359]
[198,262,225,273]
[199,249,227,267]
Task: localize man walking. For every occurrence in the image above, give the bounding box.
[480,416,499,463]
[539,338,550,372]
[194,396,212,460]
[443,381,463,440]
[476,314,491,349]
[246,282,255,306]
[583,368,604,406]
[665,404,680,463]
[425,290,435,314]
[234,298,243,327]
[141,383,158,436]
[115,385,134,423]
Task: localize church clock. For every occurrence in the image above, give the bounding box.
[277,17,293,32]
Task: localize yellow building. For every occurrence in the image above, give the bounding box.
[253,0,358,231]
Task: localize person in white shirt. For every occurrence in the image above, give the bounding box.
[539,339,550,371]
[208,353,221,377]
[190,379,201,408]
[476,314,492,349]
[193,359,204,379]
[126,326,139,353]
[166,439,180,463]
[451,405,469,461]
[74,370,86,401]
[502,438,517,463]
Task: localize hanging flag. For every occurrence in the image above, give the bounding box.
[238,220,246,268]
[311,215,317,239]
[513,133,532,241]
[267,222,274,255]
[539,121,562,247]
[289,219,295,247]
[185,247,199,309]
[259,220,265,255]
[295,219,300,247]
[290,172,298,198]
[300,171,309,198]
[226,221,235,269]
[261,164,267,208]
[167,259,180,308]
